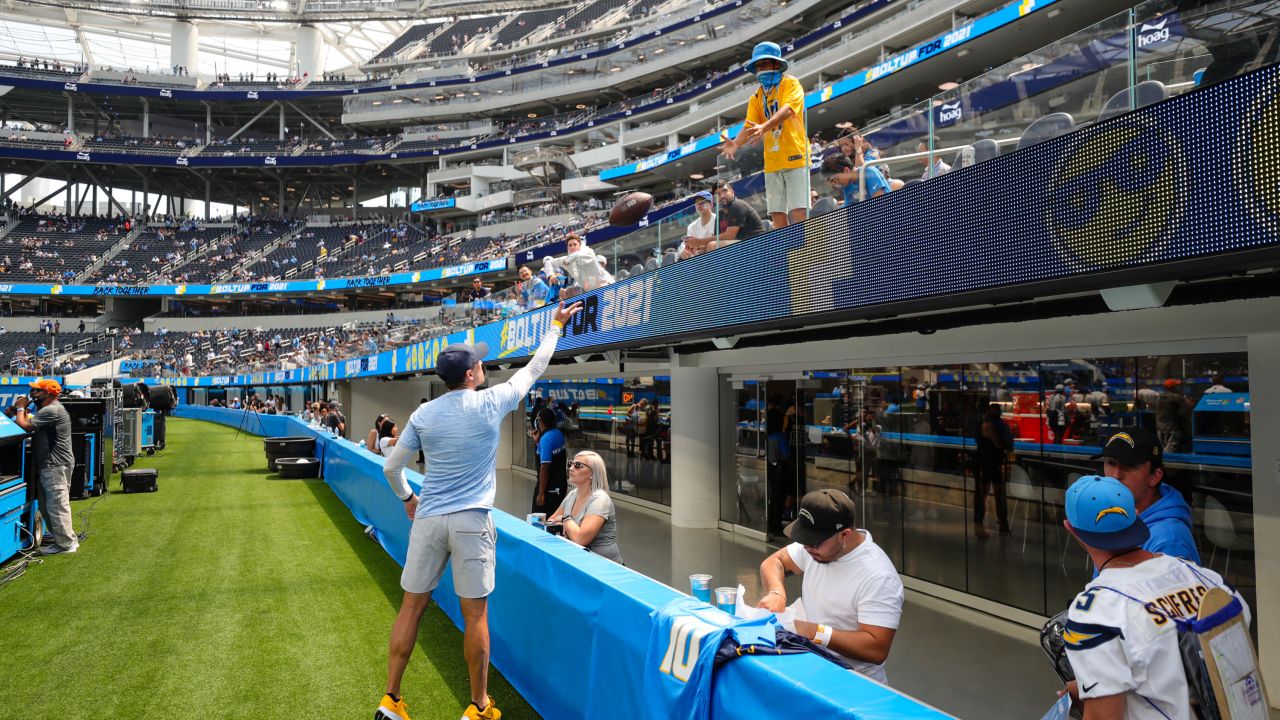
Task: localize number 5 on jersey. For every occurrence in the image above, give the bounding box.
[659,616,716,682]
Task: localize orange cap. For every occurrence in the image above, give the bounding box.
[1162,378,1181,390]
[29,379,62,396]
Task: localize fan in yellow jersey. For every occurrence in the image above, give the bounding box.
[722,41,809,229]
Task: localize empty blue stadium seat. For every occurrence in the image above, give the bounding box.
[1016,112,1075,152]
[1097,81,1169,122]
[811,196,839,216]
[973,139,1001,164]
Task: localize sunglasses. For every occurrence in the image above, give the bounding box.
[567,460,589,470]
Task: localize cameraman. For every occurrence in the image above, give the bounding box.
[13,379,77,555]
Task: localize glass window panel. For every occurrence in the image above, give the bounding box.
[895,365,970,591]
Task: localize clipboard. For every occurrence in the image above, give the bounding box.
[1197,588,1269,719]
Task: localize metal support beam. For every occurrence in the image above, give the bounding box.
[29,181,71,212]
[226,101,278,143]
[278,103,286,141]
[284,102,336,140]
[0,163,52,201]
[204,175,211,220]
[204,102,212,145]
[142,98,149,138]
[66,95,74,133]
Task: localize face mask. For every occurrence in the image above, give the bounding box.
[756,70,782,89]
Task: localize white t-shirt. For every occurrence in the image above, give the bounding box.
[1065,554,1250,720]
[787,530,904,684]
[377,436,395,455]
[678,215,717,258]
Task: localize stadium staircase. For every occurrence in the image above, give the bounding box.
[218,224,303,281]
[155,227,236,281]
[0,214,18,242]
[75,223,143,283]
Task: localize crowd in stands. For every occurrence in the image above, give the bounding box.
[12,57,85,74]
[121,318,461,377]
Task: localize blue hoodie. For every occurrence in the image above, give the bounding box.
[1141,483,1201,564]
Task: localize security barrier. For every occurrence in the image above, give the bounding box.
[175,404,953,720]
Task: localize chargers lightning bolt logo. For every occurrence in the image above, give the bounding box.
[1095,506,1129,523]
[1235,72,1280,234]
[1046,116,1186,268]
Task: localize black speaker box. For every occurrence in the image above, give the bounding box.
[148,385,177,413]
[121,468,158,493]
[61,398,107,433]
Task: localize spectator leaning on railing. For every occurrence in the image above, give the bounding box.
[722,42,810,230]
[822,152,891,206]
[544,233,614,292]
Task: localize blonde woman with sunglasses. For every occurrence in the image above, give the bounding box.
[548,451,624,565]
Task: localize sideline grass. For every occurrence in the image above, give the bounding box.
[0,418,539,720]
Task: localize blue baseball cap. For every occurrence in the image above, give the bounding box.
[690,190,714,204]
[436,342,489,384]
[1065,475,1150,551]
[747,41,789,73]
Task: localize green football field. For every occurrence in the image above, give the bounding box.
[0,418,538,720]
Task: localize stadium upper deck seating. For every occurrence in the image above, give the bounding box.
[369,21,448,62]
[174,221,299,283]
[428,15,506,55]
[0,215,132,282]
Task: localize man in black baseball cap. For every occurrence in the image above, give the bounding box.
[1094,427,1199,563]
[435,342,490,387]
[755,489,904,684]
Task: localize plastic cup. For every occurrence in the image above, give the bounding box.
[526,513,546,527]
[715,587,737,616]
[689,574,713,603]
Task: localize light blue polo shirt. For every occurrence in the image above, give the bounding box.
[397,382,524,517]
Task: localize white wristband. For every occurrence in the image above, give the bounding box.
[814,624,833,647]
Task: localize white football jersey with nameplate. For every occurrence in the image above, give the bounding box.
[1064,554,1249,720]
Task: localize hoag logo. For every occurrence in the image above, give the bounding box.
[937,101,962,125]
[176,156,189,166]
[64,82,77,92]
[1234,73,1280,233]
[246,91,259,99]
[1046,116,1187,268]
[76,152,91,161]
[159,88,173,98]
[264,156,277,166]
[1137,19,1171,48]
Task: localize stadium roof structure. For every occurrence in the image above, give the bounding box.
[0,0,567,74]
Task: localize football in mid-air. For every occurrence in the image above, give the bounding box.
[608,191,653,227]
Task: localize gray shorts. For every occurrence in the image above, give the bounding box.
[765,166,811,215]
[401,509,496,598]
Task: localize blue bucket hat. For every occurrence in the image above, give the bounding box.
[1065,475,1150,552]
[747,41,789,73]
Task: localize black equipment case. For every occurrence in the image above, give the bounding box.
[121,468,158,493]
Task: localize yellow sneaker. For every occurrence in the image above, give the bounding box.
[461,696,501,720]
[375,693,411,720]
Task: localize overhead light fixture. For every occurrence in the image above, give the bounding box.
[654,48,664,54]
[938,81,959,91]
[371,100,382,106]
[609,67,621,72]
[575,104,586,109]
[1047,8,1061,18]
[689,173,704,180]
[527,113,537,118]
